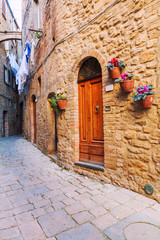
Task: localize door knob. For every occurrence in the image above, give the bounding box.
[95,105,100,114]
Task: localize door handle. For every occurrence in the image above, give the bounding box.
[95,105,100,114]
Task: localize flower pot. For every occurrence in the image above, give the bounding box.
[140,95,154,108]
[109,67,121,79]
[57,100,67,110]
[120,80,134,92]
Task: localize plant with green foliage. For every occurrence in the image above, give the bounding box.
[35,32,41,39]
[115,73,133,83]
[133,85,154,101]
[48,94,67,112]
[55,94,67,100]
[48,97,58,112]
[106,58,125,71]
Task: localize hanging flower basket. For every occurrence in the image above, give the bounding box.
[106,58,125,80]
[120,79,134,92]
[57,100,67,110]
[109,67,121,79]
[140,95,154,108]
[133,85,154,108]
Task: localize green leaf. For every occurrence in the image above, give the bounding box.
[115,78,120,82]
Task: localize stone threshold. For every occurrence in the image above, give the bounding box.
[74,161,105,171]
[48,154,58,162]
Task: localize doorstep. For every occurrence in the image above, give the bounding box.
[74,161,105,171]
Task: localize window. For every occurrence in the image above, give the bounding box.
[33,0,41,29]
[38,76,41,96]
[2,0,6,19]
[4,66,11,86]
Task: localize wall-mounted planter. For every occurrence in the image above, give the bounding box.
[109,67,121,79]
[140,95,154,108]
[120,80,134,93]
[57,100,67,110]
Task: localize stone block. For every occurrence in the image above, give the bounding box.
[56,222,105,240]
[38,210,76,237]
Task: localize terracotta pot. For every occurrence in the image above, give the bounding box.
[109,67,121,79]
[57,100,67,110]
[140,95,154,108]
[120,80,134,92]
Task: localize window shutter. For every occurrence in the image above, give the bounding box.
[2,0,6,19]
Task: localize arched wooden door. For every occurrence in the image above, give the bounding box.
[31,95,37,144]
[78,58,104,166]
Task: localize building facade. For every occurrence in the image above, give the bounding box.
[0,0,22,137]
[22,0,160,201]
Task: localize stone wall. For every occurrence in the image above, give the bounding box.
[22,0,160,201]
[0,0,21,137]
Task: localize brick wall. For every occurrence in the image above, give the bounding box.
[22,0,160,201]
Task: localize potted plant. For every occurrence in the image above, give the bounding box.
[106,58,125,79]
[115,73,134,92]
[133,85,154,108]
[55,94,67,110]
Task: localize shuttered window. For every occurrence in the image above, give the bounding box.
[2,0,6,19]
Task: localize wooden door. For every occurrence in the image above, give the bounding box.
[79,77,104,166]
[33,101,36,143]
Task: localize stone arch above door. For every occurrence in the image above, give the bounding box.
[72,49,108,84]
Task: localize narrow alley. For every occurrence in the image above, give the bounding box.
[0,136,160,240]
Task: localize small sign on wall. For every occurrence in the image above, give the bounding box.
[106,84,113,92]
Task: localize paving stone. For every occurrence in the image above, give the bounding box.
[65,202,85,214]
[91,194,107,204]
[124,222,160,240]
[56,222,105,240]
[19,220,46,240]
[80,197,96,209]
[91,213,117,230]
[13,199,29,208]
[46,237,56,240]
[125,199,149,211]
[0,227,20,239]
[43,205,54,214]
[42,190,62,199]
[152,203,160,211]
[0,216,17,230]
[140,207,160,222]
[110,205,135,220]
[51,199,65,210]
[72,211,93,224]
[103,198,120,210]
[38,209,76,237]
[0,210,13,219]
[61,197,76,205]
[15,212,34,224]
[13,204,34,215]
[33,199,51,208]
[108,191,134,204]
[1,137,160,240]
[28,195,43,204]
[104,212,160,240]
[32,208,46,218]
[31,186,49,195]
[90,206,107,217]
[135,195,156,205]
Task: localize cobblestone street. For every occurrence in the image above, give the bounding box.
[0,136,160,240]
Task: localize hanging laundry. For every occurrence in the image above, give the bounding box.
[9,53,20,76]
[31,39,36,65]
[16,42,31,93]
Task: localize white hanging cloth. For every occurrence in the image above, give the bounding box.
[9,53,20,76]
[16,42,31,93]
